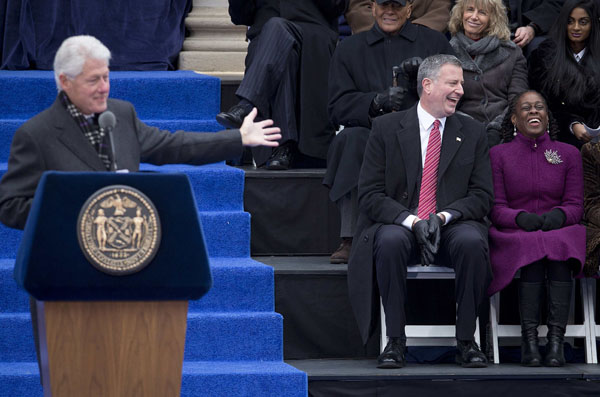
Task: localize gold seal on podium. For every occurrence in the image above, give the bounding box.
[77,185,161,275]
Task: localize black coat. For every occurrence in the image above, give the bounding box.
[529,39,600,147]
[348,106,493,343]
[0,97,243,230]
[228,0,347,160]
[503,0,565,34]
[328,22,454,129]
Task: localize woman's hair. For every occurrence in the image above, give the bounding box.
[448,0,511,41]
[541,0,600,104]
[500,90,560,143]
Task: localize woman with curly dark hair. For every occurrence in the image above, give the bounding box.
[488,90,585,367]
[529,0,600,147]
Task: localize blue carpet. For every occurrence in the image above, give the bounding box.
[0,71,306,395]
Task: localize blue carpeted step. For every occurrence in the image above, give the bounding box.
[0,258,273,314]
[0,163,244,212]
[0,71,220,120]
[0,313,36,362]
[190,257,273,313]
[0,362,41,397]
[0,361,307,397]
[140,164,244,212]
[0,311,282,362]
[200,211,250,258]
[184,312,283,361]
[180,361,307,397]
[0,210,248,259]
[0,260,28,313]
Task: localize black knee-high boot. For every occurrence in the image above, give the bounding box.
[544,280,572,367]
[519,281,543,367]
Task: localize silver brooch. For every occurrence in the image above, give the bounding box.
[544,149,563,165]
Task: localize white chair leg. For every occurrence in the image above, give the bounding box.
[584,278,598,364]
[490,292,500,364]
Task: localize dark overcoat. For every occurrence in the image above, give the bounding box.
[323,22,454,203]
[504,0,565,34]
[327,22,454,130]
[228,0,347,160]
[0,97,243,230]
[347,106,494,343]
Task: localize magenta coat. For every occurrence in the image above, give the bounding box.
[487,132,586,295]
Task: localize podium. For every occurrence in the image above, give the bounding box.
[13,171,212,397]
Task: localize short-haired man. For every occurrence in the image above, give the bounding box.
[324,0,454,264]
[0,35,281,230]
[347,54,493,368]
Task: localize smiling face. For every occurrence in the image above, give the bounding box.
[462,2,490,40]
[420,64,464,118]
[372,1,412,35]
[511,91,549,140]
[59,57,110,115]
[567,7,591,53]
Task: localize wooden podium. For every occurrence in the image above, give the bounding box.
[14,172,213,397]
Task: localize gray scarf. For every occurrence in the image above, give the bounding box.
[454,31,501,65]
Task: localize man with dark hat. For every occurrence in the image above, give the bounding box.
[323,0,454,264]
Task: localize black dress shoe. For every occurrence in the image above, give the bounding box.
[265,142,294,170]
[456,339,488,368]
[377,337,406,369]
[216,103,252,129]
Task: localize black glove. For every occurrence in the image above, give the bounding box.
[413,219,435,266]
[541,208,566,231]
[515,212,544,232]
[369,86,409,117]
[399,57,423,81]
[427,213,443,255]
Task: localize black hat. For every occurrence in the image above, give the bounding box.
[375,0,408,5]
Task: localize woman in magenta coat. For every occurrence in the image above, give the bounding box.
[488,90,586,367]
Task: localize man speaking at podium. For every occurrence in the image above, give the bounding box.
[0,35,281,230]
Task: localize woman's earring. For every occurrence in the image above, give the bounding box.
[513,124,517,136]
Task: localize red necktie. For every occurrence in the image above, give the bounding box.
[417,120,441,219]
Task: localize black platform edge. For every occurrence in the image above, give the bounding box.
[237,165,327,179]
[286,359,600,381]
[253,255,346,275]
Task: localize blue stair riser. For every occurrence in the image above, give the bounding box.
[0,119,226,163]
[0,361,307,397]
[0,163,244,212]
[0,210,249,259]
[184,312,283,361]
[0,71,220,120]
[0,258,273,314]
[0,312,282,362]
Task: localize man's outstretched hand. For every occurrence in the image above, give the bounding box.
[239,108,282,147]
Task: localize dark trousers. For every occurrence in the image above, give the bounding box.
[237,17,302,164]
[374,223,490,341]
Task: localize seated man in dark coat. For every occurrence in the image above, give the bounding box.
[323,0,454,264]
[348,54,493,368]
[216,0,347,170]
[0,35,281,230]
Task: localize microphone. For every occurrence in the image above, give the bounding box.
[99,111,118,171]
